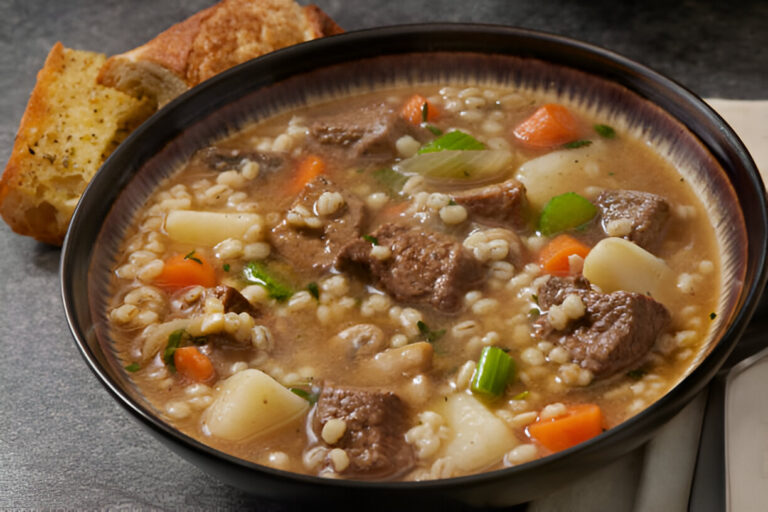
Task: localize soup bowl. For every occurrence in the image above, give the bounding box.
[61,24,767,507]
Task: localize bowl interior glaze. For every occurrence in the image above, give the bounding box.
[61,25,767,506]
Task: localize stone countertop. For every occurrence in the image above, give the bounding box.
[1,1,766,510]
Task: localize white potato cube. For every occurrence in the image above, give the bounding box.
[582,237,675,306]
[203,369,308,441]
[165,211,261,247]
[439,393,517,473]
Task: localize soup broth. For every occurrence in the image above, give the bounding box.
[107,84,720,480]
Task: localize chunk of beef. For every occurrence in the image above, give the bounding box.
[535,276,670,377]
[596,190,669,252]
[451,179,529,229]
[196,146,285,175]
[170,285,259,318]
[312,385,414,479]
[210,285,259,316]
[309,103,430,160]
[270,176,365,271]
[337,223,484,313]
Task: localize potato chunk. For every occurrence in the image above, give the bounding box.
[439,393,517,473]
[582,237,675,306]
[516,141,608,210]
[202,369,309,441]
[165,210,261,246]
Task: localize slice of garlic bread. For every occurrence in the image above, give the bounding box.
[0,42,153,245]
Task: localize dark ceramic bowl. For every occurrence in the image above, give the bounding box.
[61,24,767,508]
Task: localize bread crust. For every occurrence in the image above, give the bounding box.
[98,0,343,105]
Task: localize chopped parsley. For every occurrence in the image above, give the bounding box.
[163,329,186,371]
[627,368,647,380]
[594,124,616,139]
[124,362,140,372]
[421,102,429,123]
[163,330,208,372]
[307,282,320,300]
[709,312,717,320]
[528,308,540,320]
[426,125,443,136]
[289,387,319,404]
[223,263,231,272]
[417,321,446,343]
[184,250,202,264]
[362,234,379,246]
[448,199,457,206]
[562,140,593,149]
[531,294,539,304]
[242,261,293,302]
[511,390,530,400]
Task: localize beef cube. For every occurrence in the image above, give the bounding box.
[309,103,430,160]
[312,385,414,479]
[170,285,259,319]
[211,285,259,316]
[451,179,529,229]
[337,223,484,313]
[596,190,669,251]
[535,276,670,377]
[270,176,365,271]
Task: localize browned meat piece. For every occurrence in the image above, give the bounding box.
[451,179,529,229]
[170,285,260,319]
[535,276,670,377]
[309,103,430,160]
[270,176,365,271]
[312,385,414,479]
[210,285,259,316]
[337,223,484,313]
[195,146,285,175]
[596,190,670,251]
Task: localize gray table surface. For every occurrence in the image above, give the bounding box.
[1,0,766,510]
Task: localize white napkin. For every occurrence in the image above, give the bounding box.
[528,99,768,512]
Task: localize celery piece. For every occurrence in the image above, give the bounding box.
[397,149,513,182]
[538,192,597,235]
[471,346,516,397]
[418,130,485,154]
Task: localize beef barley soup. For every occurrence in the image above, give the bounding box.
[107,84,720,480]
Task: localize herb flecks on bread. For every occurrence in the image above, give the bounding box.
[98,0,343,107]
[0,43,153,245]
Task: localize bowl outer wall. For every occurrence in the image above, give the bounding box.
[60,24,768,506]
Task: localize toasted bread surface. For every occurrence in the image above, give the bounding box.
[0,43,153,245]
[98,0,343,106]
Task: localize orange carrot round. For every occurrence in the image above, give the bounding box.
[174,346,215,382]
[513,104,580,148]
[401,94,439,126]
[538,234,591,276]
[154,252,217,290]
[288,155,325,196]
[528,403,604,452]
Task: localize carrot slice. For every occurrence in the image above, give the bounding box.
[401,94,439,126]
[287,155,325,196]
[538,234,591,276]
[154,252,217,290]
[513,104,580,148]
[528,403,604,452]
[174,346,215,382]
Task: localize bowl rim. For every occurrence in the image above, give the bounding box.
[60,22,768,496]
